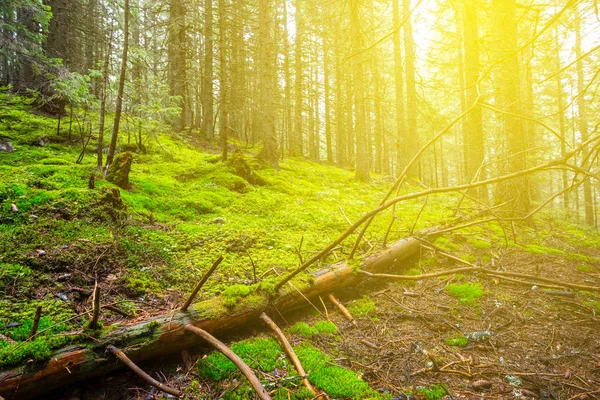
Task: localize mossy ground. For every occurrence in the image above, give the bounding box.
[0,92,456,367]
[3,92,600,398]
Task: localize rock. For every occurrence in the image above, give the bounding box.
[0,137,15,153]
[106,152,133,189]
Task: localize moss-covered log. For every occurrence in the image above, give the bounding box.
[0,237,420,399]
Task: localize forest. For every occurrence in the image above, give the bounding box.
[1,0,600,399]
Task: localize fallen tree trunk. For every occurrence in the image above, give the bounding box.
[0,237,421,399]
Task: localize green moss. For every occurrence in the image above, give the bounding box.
[470,238,491,250]
[445,282,485,305]
[418,384,448,400]
[273,387,314,400]
[348,297,377,318]
[290,322,315,339]
[294,343,379,399]
[583,300,600,313]
[313,320,338,335]
[223,284,253,307]
[577,265,593,273]
[197,337,282,381]
[444,334,468,347]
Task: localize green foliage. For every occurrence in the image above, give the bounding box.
[295,343,379,399]
[273,388,315,400]
[196,337,282,381]
[469,238,492,250]
[577,265,593,273]
[583,300,600,313]
[222,284,254,307]
[418,384,448,400]
[444,334,468,347]
[313,320,338,335]
[349,297,377,317]
[290,320,338,338]
[445,282,485,305]
[290,322,315,338]
[0,314,74,367]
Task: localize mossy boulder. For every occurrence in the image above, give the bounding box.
[0,137,15,153]
[107,152,133,189]
[228,149,266,186]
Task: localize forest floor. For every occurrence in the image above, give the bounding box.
[39,230,600,400]
[1,93,600,399]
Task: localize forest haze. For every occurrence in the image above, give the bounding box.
[2,0,600,399]
[2,0,600,222]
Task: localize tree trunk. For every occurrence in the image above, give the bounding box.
[97,30,112,170]
[0,237,421,400]
[402,0,419,179]
[574,7,594,226]
[463,0,486,200]
[219,0,229,160]
[291,0,304,157]
[491,0,530,212]
[258,0,279,167]
[392,0,405,177]
[105,0,129,170]
[351,0,370,182]
[202,0,214,138]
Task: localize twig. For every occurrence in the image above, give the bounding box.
[181,255,224,312]
[29,306,42,339]
[327,293,355,324]
[102,304,133,318]
[246,251,258,284]
[87,282,101,330]
[184,324,272,400]
[107,345,182,397]
[260,313,316,395]
[319,296,329,320]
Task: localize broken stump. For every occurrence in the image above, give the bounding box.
[107,152,132,189]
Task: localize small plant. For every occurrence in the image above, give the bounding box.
[348,297,376,318]
[577,265,593,273]
[445,282,485,305]
[313,320,338,335]
[197,337,282,381]
[418,384,448,400]
[444,334,468,347]
[294,343,379,399]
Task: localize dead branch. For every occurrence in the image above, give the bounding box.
[28,306,42,339]
[184,324,272,400]
[259,313,316,395]
[181,255,224,312]
[327,293,355,323]
[87,282,101,330]
[275,136,599,292]
[107,345,182,397]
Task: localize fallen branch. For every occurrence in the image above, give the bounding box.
[107,345,182,397]
[274,135,600,292]
[0,237,420,399]
[360,267,600,292]
[87,282,101,330]
[260,313,316,395]
[327,293,355,323]
[181,255,224,312]
[184,324,271,400]
[28,306,42,339]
